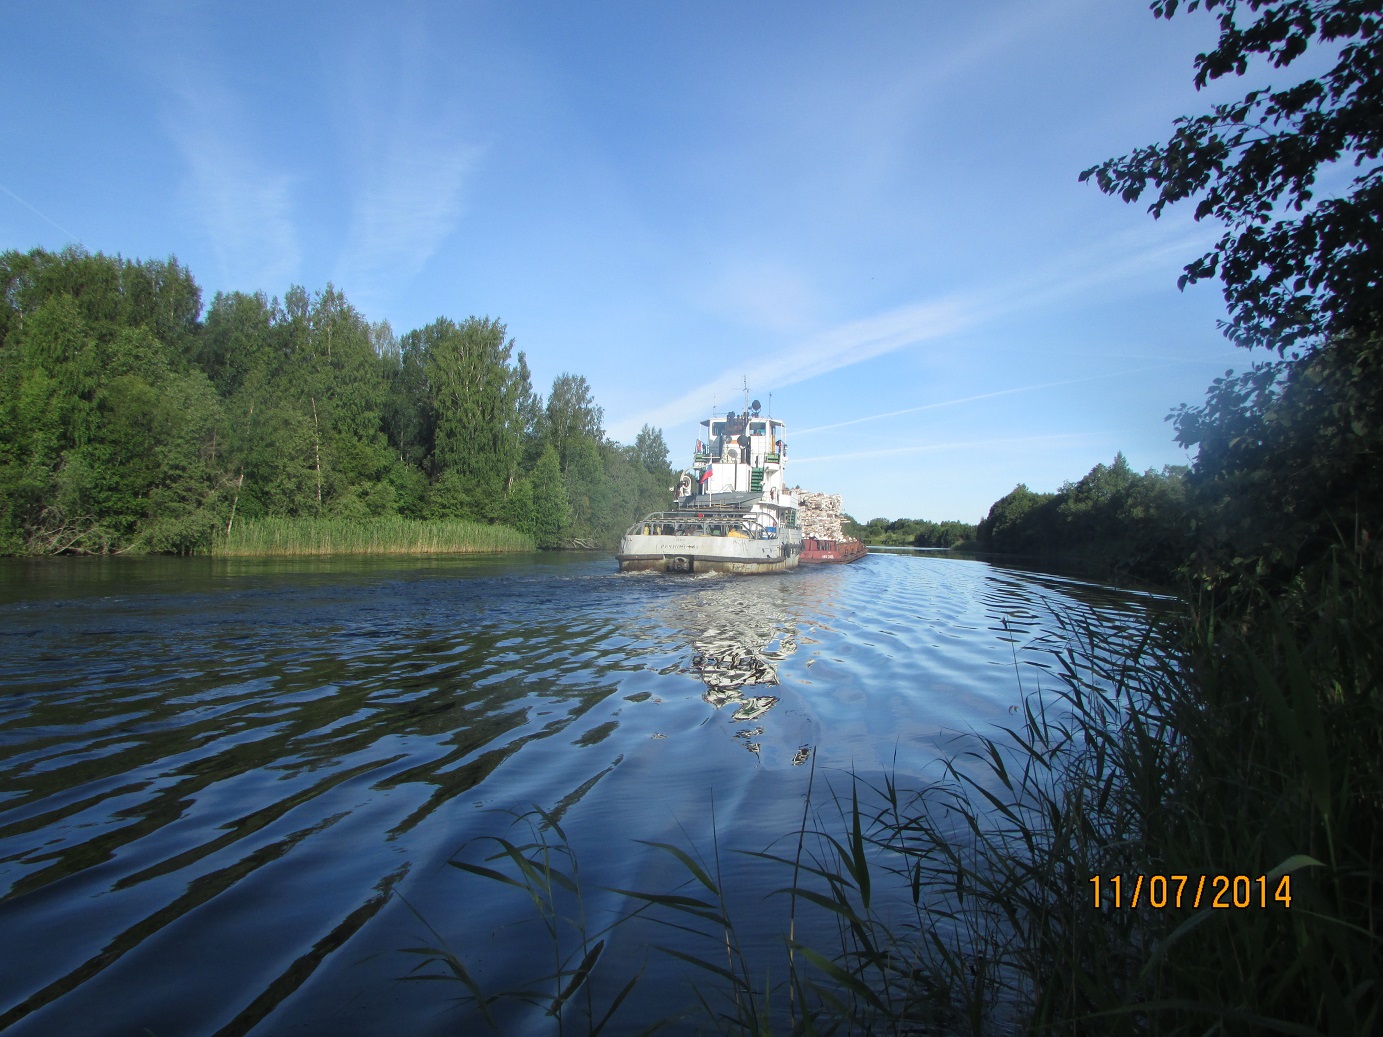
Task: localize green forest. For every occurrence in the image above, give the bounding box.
[0,247,675,555]
[972,455,1190,583]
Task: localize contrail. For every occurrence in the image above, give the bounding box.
[794,361,1206,436]
[0,183,80,242]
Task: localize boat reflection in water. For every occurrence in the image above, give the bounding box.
[673,584,815,764]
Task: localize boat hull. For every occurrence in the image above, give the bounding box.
[616,532,801,574]
[799,537,867,564]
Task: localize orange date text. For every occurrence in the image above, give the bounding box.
[1088,874,1292,909]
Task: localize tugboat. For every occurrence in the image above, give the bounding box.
[616,398,802,574]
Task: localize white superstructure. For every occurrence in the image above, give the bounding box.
[616,400,803,574]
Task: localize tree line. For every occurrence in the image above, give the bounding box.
[844,515,976,549]
[0,247,675,554]
[972,455,1190,583]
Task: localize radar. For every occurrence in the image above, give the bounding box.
[751,399,761,414]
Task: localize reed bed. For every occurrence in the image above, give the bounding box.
[213,516,535,557]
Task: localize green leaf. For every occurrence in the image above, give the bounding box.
[547,939,604,1016]
[790,942,888,1013]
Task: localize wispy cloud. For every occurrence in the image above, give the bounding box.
[794,360,1207,436]
[165,78,301,291]
[335,127,481,311]
[792,431,1098,466]
[616,294,975,437]
[332,14,483,315]
[612,223,1214,441]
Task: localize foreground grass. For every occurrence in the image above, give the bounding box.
[213,516,535,557]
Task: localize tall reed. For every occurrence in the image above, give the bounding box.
[402,806,643,1036]
[212,516,534,556]
[825,564,1382,1035]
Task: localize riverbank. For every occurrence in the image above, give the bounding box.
[213,516,535,556]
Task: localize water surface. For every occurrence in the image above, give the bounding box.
[0,551,1165,1035]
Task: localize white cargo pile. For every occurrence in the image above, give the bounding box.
[793,489,847,541]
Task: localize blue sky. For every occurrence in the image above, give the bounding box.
[2,1,1265,522]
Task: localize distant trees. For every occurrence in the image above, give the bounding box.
[632,424,670,474]
[407,316,537,523]
[0,248,223,554]
[0,246,674,555]
[975,455,1192,582]
[198,284,398,526]
[974,485,1056,557]
[846,515,977,548]
[526,445,569,548]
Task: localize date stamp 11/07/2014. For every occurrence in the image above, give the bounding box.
[1089,874,1294,910]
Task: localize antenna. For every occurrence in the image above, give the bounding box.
[742,376,750,415]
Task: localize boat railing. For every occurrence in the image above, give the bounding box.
[628,511,780,540]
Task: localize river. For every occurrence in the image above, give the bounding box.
[0,551,1167,1035]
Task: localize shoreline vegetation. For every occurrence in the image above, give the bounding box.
[844,514,979,552]
[212,515,535,557]
[846,452,1191,587]
[850,453,1190,587]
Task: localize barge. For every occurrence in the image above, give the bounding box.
[799,536,867,564]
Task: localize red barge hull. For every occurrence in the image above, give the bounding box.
[799,537,867,564]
